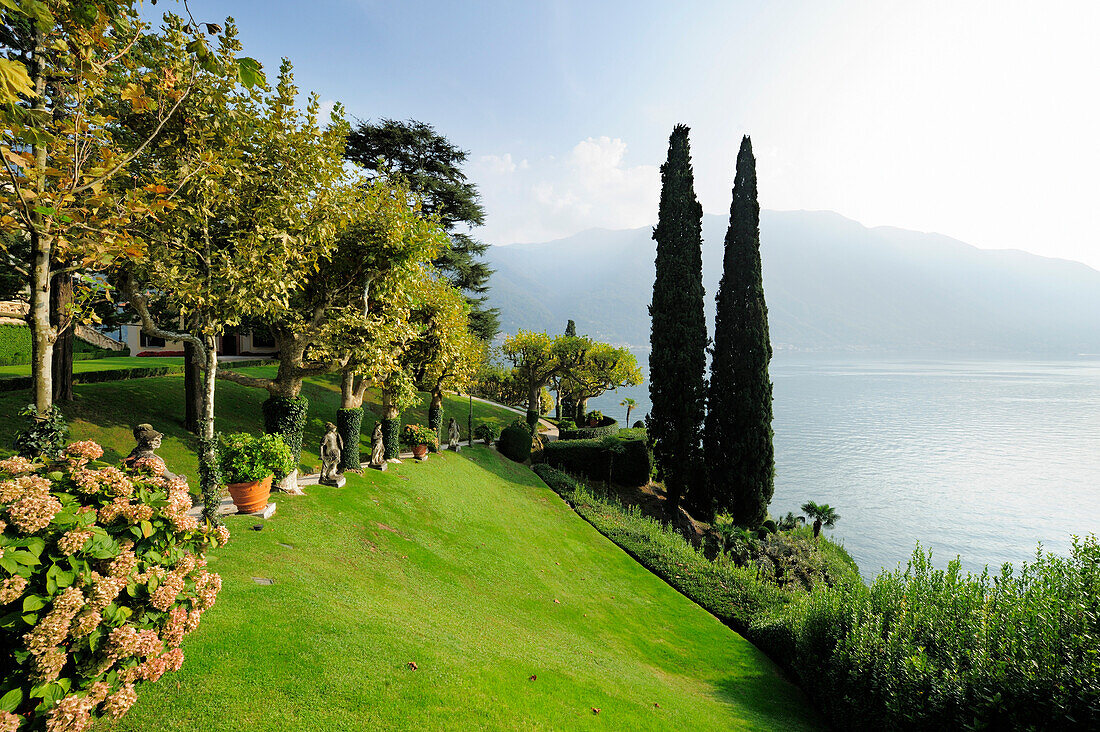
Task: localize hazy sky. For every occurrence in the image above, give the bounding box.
[181,1,1100,269]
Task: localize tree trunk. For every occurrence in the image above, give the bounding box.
[813,519,822,538]
[50,273,74,402]
[340,369,363,409]
[625,405,633,426]
[184,340,202,434]
[29,231,55,414]
[198,335,222,524]
[576,397,589,422]
[336,407,363,472]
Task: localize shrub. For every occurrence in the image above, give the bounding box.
[0,325,31,366]
[557,419,575,431]
[473,424,498,445]
[632,420,645,429]
[261,396,309,470]
[218,433,295,484]
[583,410,603,424]
[558,416,618,441]
[780,540,1100,729]
[497,420,532,463]
[401,424,438,448]
[0,441,228,730]
[539,432,652,486]
[14,405,69,460]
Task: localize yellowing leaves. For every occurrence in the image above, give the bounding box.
[120,83,151,112]
[1,146,32,168]
[0,58,35,104]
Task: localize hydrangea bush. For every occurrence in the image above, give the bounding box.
[0,441,229,731]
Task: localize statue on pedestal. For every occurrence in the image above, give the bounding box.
[447,417,461,451]
[369,422,387,470]
[319,422,344,486]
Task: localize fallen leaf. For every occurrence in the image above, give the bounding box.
[592,708,601,715]
[553,599,560,604]
[407,661,418,670]
[529,675,537,681]
[654,702,661,708]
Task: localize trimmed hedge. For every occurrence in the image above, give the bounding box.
[0,324,32,366]
[558,416,618,441]
[261,396,309,470]
[0,358,280,392]
[539,430,652,486]
[497,420,532,463]
[337,407,363,471]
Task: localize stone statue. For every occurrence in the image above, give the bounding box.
[123,424,180,481]
[447,417,461,451]
[369,422,387,470]
[319,422,344,486]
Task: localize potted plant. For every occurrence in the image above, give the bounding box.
[401,423,437,460]
[474,423,499,446]
[585,410,604,427]
[219,432,295,512]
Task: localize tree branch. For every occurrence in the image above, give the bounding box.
[215,368,274,390]
[120,273,206,357]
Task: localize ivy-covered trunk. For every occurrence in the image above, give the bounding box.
[381,391,400,460]
[337,407,363,471]
[262,395,309,494]
[428,389,443,452]
[526,385,541,431]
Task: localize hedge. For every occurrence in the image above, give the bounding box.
[0,324,116,365]
[0,358,280,393]
[539,430,652,486]
[557,416,618,441]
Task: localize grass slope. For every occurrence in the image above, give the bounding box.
[94,450,815,731]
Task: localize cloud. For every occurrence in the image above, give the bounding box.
[472,137,659,245]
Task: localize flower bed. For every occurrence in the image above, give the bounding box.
[0,441,228,731]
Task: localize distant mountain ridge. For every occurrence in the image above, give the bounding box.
[484,210,1100,356]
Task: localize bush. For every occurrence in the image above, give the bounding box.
[539,432,652,486]
[497,420,532,463]
[261,396,308,470]
[558,416,618,441]
[218,432,295,484]
[401,424,438,448]
[632,420,645,429]
[473,424,498,445]
[0,441,228,730]
[583,410,603,424]
[557,419,575,431]
[778,540,1100,730]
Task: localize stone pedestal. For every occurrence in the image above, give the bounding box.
[449,444,462,452]
[368,462,388,472]
[320,475,347,488]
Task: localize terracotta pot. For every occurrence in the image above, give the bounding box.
[412,444,429,460]
[226,474,273,513]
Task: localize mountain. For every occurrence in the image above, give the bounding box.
[484,210,1100,356]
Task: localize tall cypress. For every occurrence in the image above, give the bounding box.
[647,125,707,512]
[704,135,774,526]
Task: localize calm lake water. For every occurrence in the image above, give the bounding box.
[587,355,1100,580]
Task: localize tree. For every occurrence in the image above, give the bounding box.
[800,501,840,539]
[563,341,642,420]
[554,319,577,419]
[647,125,707,513]
[0,2,260,424]
[703,136,774,526]
[621,397,636,425]
[502,330,559,430]
[122,49,345,516]
[345,118,499,340]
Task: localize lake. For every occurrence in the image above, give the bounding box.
[585,355,1100,580]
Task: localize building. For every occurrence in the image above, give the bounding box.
[121,326,279,358]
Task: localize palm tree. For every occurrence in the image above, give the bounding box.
[621,397,637,426]
[800,501,840,538]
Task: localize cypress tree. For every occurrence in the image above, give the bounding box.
[704,135,774,526]
[647,125,707,512]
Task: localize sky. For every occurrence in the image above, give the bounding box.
[176,0,1100,269]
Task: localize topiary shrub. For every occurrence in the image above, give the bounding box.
[497,420,532,463]
[632,420,645,429]
[336,408,362,472]
[558,417,619,441]
[261,396,308,474]
[0,441,228,730]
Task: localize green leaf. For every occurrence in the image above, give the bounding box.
[22,595,46,613]
[23,536,45,556]
[0,687,22,713]
[140,520,153,539]
[9,550,39,567]
[0,556,16,574]
[236,57,265,89]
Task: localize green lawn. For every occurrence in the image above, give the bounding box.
[0,356,185,378]
[0,376,819,730]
